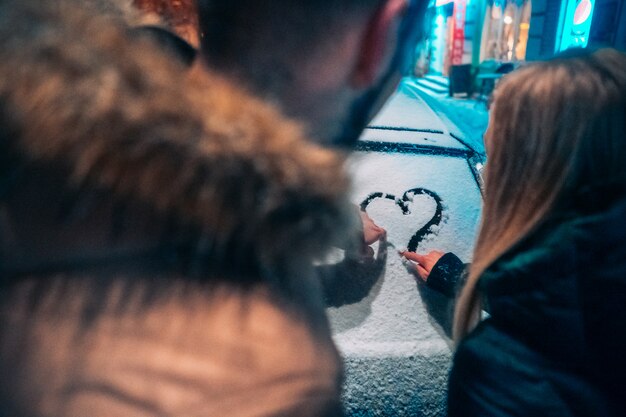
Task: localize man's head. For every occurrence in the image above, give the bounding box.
[196,0,427,146]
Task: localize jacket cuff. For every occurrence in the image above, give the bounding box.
[427,252,466,298]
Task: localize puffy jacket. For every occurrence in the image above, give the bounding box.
[448,189,626,417]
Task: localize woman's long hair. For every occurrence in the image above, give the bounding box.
[453,48,626,340]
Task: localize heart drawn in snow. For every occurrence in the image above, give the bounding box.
[360,188,443,252]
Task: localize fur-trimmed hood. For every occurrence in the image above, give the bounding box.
[0,5,349,416]
[0,1,354,284]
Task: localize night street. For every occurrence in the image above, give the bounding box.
[329,79,487,416]
[2,1,625,417]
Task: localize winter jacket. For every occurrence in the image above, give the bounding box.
[0,4,353,417]
[448,190,626,417]
[425,252,466,299]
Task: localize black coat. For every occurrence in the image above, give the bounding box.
[447,193,626,416]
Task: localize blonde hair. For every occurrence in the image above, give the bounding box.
[454,49,626,340]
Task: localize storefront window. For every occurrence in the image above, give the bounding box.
[480,0,532,61]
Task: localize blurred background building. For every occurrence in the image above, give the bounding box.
[414,0,626,95]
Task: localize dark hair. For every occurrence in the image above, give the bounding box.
[196,0,383,72]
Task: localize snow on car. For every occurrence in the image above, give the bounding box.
[328,79,484,416]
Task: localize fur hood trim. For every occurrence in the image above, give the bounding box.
[0,2,354,271]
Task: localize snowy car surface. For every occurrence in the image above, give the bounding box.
[328,79,484,417]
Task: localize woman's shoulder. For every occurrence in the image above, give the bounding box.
[449,319,620,417]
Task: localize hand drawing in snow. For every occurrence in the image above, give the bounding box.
[360,188,443,252]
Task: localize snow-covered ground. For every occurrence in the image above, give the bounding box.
[328,79,486,416]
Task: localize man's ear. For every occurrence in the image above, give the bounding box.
[351,0,408,89]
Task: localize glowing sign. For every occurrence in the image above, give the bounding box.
[558,0,596,51]
[450,0,467,65]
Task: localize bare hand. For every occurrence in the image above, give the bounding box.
[349,230,387,262]
[360,211,385,245]
[401,250,445,282]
